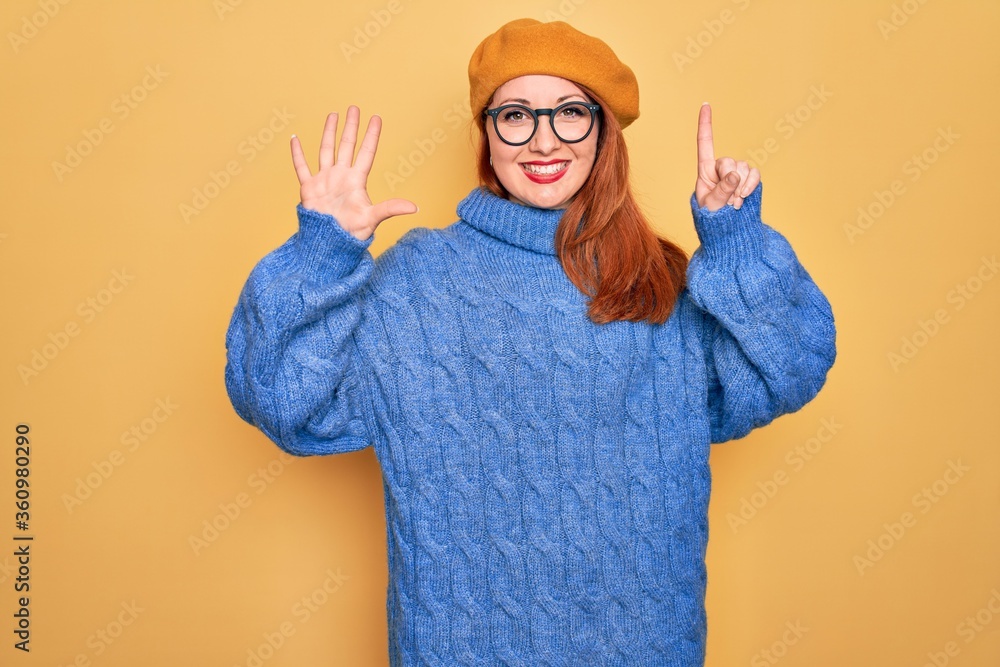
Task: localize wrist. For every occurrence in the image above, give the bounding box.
[298,202,373,243]
[295,204,374,275]
[689,182,766,266]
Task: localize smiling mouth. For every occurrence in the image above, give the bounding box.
[520,161,569,175]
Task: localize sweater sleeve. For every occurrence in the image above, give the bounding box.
[685,182,836,444]
[224,204,376,456]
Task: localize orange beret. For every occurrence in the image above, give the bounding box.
[468,18,640,129]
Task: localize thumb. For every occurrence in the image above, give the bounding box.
[371,198,419,225]
[703,171,740,212]
[722,170,740,192]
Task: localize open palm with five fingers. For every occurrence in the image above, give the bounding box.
[695,103,761,212]
[290,105,418,242]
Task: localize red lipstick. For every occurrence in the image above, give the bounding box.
[520,160,570,184]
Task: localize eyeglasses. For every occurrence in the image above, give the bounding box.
[483,102,602,146]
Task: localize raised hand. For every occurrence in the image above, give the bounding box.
[290,106,417,241]
[695,103,761,212]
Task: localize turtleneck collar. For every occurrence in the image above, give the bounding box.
[456,187,566,256]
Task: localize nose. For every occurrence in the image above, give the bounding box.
[528,114,560,154]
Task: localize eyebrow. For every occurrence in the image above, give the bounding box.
[496,94,588,106]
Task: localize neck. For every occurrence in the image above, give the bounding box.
[457,187,568,256]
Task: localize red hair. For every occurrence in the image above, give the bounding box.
[475,85,689,325]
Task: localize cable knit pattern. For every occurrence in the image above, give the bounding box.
[224,182,836,666]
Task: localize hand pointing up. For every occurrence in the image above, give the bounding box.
[695,103,761,212]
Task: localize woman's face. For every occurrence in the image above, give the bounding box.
[486,75,599,210]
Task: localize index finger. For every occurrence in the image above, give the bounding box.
[697,102,715,170]
[353,114,383,178]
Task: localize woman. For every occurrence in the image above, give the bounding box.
[225,18,836,666]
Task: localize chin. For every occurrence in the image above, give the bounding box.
[512,185,577,210]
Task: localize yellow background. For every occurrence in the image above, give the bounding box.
[2,0,998,665]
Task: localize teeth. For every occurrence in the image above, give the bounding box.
[522,161,568,175]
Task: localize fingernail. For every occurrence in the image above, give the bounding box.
[702,101,709,105]
[291,133,297,138]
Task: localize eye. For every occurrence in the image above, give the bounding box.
[501,108,529,123]
[558,103,593,122]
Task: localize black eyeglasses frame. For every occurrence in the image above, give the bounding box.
[482,102,602,146]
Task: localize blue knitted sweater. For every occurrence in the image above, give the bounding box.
[224,183,836,666]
